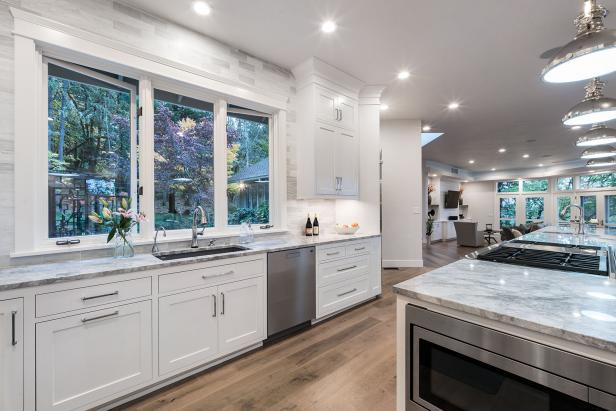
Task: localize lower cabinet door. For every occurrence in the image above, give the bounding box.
[36,300,152,411]
[0,298,23,411]
[158,287,219,375]
[218,277,264,355]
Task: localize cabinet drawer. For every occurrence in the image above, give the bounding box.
[36,277,151,318]
[318,255,369,287]
[317,276,370,318]
[318,245,346,262]
[345,241,370,257]
[159,258,265,294]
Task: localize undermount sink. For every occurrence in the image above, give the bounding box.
[154,246,250,261]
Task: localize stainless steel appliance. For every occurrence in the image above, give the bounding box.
[405,304,616,410]
[267,247,316,337]
[468,239,612,276]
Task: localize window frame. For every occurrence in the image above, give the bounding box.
[12,13,287,256]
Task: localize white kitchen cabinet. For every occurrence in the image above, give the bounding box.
[0,298,23,411]
[334,130,359,196]
[293,57,363,199]
[313,125,359,196]
[431,222,442,241]
[444,221,457,240]
[36,300,152,411]
[218,277,264,355]
[158,287,219,376]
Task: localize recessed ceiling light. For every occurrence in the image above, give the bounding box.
[538,163,544,167]
[490,168,496,171]
[397,70,410,80]
[422,125,432,132]
[523,154,530,158]
[447,102,460,110]
[380,104,389,111]
[571,125,582,130]
[192,1,211,15]
[468,160,475,164]
[321,20,337,33]
[498,148,506,153]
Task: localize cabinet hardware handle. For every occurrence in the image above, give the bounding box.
[81,311,119,323]
[339,109,343,121]
[354,247,365,251]
[326,251,340,256]
[55,239,81,246]
[212,294,217,317]
[224,270,234,275]
[337,288,357,297]
[337,265,357,272]
[220,292,225,315]
[11,311,17,346]
[81,291,119,301]
[339,178,344,191]
[335,108,340,121]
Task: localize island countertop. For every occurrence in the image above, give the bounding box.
[0,232,380,291]
[394,255,616,354]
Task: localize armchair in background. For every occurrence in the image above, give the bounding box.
[453,221,485,247]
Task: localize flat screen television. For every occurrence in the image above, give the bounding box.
[444,190,460,208]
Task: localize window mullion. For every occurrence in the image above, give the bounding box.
[214,99,228,229]
[138,78,155,240]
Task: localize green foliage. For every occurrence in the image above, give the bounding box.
[525,197,544,223]
[497,181,519,193]
[426,215,434,236]
[522,179,548,192]
[607,196,616,224]
[581,196,597,221]
[557,196,572,221]
[579,172,616,189]
[228,202,269,225]
[556,177,574,191]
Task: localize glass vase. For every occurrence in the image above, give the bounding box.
[113,232,135,258]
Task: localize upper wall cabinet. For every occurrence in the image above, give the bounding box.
[293,58,363,199]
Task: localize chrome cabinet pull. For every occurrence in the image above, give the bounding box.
[224,270,234,276]
[11,311,17,346]
[337,265,357,272]
[326,251,340,256]
[354,247,365,251]
[220,292,225,315]
[339,109,343,121]
[81,291,119,302]
[212,294,217,318]
[339,177,343,191]
[81,311,119,323]
[337,288,357,297]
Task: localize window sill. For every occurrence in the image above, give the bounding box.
[10,227,289,259]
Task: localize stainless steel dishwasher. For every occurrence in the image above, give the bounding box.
[267,247,315,338]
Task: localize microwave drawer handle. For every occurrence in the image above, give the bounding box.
[81,291,119,301]
[412,327,589,403]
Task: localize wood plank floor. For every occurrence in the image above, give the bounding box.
[116,241,472,411]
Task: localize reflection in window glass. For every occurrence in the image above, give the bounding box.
[556,177,573,191]
[153,90,214,230]
[525,197,544,223]
[497,181,519,193]
[579,172,616,189]
[522,179,548,192]
[226,106,270,225]
[47,62,135,238]
[499,197,516,228]
[557,197,572,221]
[606,196,616,225]
[581,196,597,222]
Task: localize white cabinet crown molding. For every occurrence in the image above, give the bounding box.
[292,57,365,97]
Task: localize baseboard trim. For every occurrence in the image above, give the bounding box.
[382,259,423,268]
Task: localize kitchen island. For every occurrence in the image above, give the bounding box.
[394,226,616,410]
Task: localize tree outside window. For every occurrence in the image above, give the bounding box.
[606,196,616,225]
[579,173,616,189]
[497,181,519,193]
[499,197,516,228]
[557,197,572,221]
[525,197,545,223]
[581,196,597,222]
[556,177,573,191]
[522,179,548,192]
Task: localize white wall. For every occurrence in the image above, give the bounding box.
[0,0,339,266]
[381,119,423,267]
[461,181,495,230]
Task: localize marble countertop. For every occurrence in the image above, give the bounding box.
[522,225,616,248]
[395,226,616,353]
[0,232,380,291]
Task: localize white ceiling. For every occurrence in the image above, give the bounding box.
[122,0,616,172]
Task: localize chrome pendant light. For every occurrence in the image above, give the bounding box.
[586,157,616,166]
[576,124,616,146]
[580,144,616,158]
[563,78,616,125]
[542,0,616,83]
